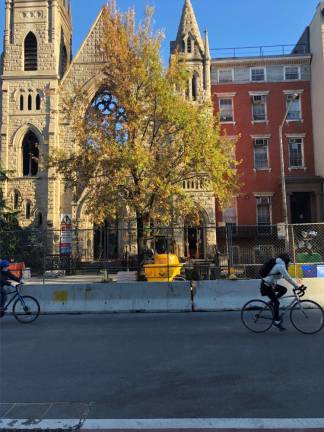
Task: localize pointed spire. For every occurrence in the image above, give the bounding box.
[204,29,211,60]
[176,0,204,51]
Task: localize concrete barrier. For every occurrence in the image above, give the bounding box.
[19,282,192,313]
[194,278,324,311]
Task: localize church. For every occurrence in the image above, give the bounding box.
[0,0,217,260]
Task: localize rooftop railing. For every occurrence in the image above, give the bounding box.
[211,44,309,59]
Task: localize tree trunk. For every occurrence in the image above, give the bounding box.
[136,214,145,264]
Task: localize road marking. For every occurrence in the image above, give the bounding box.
[1,419,324,430]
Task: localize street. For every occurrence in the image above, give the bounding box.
[1,312,324,420]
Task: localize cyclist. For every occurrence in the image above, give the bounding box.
[260,253,302,331]
[0,260,21,317]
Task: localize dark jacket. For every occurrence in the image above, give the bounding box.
[0,269,20,288]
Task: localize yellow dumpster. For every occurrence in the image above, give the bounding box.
[144,254,183,282]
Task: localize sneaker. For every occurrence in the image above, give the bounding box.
[273,320,286,331]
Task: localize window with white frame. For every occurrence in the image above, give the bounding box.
[286,93,301,120]
[219,98,234,122]
[285,66,300,80]
[254,138,269,170]
[218,69,233,83]
[288,137,304,168]
[252,95,267,121]
[256,196,271,227]
[251,67,265,82]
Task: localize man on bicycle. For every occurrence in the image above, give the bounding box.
[260,253,302,331]
[0,260,21,317]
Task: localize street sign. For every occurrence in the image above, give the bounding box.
[277,223,286,240]
[60,214,72,255]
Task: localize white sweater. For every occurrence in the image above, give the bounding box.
[262,258,300,289]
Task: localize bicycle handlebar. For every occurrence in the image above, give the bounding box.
[294,285,307,297]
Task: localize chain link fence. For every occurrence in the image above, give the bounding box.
[216,223,324,279]
[0,223,323,282]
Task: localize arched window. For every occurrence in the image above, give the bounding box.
[28,94,32,110]
[24,32,38,71]
[25,201,31,220]
[87,89,127,146]
[22,131,39,176]
[13,190,20,209]
[60,45,68,76]
[20,95,24,111]
[181,40,185,52]
[192,73,198,101]
[36,94,41,110]
[187,38,192,53]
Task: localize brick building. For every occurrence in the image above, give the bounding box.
[212,53,323,227]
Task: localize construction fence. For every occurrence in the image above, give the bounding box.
[0,223,323,282]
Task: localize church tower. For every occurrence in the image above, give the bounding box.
[0,0,72,228]
[170,0,211,102]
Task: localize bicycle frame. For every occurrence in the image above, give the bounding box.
[255,290,303,321]
[276,290,305,316]
[2,284,25,312]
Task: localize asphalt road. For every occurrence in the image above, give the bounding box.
[1,312,324,420]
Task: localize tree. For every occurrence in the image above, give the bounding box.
[53,2,238,258]
[0,165,21,259]
[0,166,19,230]
[0,166,44,271]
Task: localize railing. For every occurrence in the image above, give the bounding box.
[211,44,308,59]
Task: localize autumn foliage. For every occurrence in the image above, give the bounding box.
[53,1,238,254]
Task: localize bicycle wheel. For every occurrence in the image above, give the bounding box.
[13,296,40,324]
[290,300,324,334]
[241,299,274,333]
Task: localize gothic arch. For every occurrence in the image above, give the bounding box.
[10,188,22,210]
[24,200,32,220]
[24,32,38,71]
[12,124,43,176]
[80,73,107,106]
[191,71,199,101]
[183,204,209,259]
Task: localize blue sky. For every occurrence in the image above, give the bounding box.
[0,0,320,63]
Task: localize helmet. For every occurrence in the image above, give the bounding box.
[278,253,292,266]
[0,260,10,268]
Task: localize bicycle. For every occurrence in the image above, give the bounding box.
[241,285,324,334]
[1,283,40,323]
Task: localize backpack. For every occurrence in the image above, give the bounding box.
[259,257,277,278]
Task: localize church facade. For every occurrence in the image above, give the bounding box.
[0,0,217,260]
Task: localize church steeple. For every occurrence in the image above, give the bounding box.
[176,0,204,53]
[170,0,211,102]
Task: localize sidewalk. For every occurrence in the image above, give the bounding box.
[2,417,324,431]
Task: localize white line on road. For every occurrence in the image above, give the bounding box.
[2,418,324,430]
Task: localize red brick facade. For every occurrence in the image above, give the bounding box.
[213,77,322,225]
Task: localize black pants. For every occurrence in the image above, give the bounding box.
[0,287,7,310]
[260,282,287,321]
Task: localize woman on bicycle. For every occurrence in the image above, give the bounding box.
[0,260,21,317]
[260,253,301,331]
